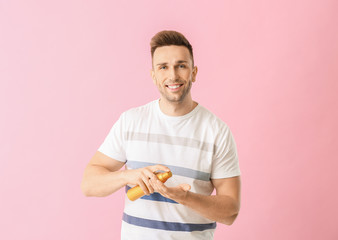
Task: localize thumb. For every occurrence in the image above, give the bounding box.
[179,184,191,192]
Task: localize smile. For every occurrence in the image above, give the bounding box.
[166,84,183,91]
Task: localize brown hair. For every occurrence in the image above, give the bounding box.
[150,30,194,66]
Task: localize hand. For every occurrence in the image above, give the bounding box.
[124,165,170,195]
[151,178,191,203]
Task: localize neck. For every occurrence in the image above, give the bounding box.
[158,96,197,116]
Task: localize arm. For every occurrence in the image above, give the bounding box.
[81,151,170,197]
[151,176,241,225]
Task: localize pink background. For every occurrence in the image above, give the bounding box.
[1,0,338,239]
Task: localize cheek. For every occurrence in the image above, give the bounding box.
[157,74,168,84]
[181,69,192,77]
[183,72,192,80]
[154,77,165,86]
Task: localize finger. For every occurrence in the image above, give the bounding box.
[149,164,170,173]
[149,178,159,192]
[153,179,174,198]
[180,184,191,192]
[143,176,154,194]
[149,178,160,193]
[143,168,157,180]
[141,171,154,193]
[155,179,168,195]
[138,180,150,195]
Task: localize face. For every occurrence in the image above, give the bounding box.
[151,45,198,103]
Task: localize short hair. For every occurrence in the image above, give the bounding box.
[150,30,194,66]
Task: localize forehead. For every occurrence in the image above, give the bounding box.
[153,45,192,64]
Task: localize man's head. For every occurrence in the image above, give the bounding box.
[150,30,194,67]
[150,30,198,104]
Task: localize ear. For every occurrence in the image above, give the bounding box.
[151,69,156,84]
[192,66,198,83]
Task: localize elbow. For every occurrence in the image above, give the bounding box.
[81,180,110,197]
[81,171,94,197]
[221,206,240,225]
[81,181,92,197]
[81,178,99,197]
[222,213,238,226]
[223,201,240,225]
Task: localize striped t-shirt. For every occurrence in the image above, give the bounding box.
[98,99,241,240]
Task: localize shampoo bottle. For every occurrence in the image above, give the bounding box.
[127,171,172,201]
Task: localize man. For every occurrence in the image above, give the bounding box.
[81,30,241,240]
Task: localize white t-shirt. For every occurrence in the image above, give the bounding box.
[98,99,241,240]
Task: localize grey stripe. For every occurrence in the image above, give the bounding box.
[124,132,214,152]
[126,161,211,181]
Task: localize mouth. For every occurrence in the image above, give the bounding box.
[166,84,183,91]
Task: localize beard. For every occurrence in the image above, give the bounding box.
[158,79,192,103]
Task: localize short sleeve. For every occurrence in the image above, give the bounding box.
[211,126,241,179]
[97,113,127,162]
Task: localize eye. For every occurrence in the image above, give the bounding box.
[160,66,167,70]
[179,64,186,68]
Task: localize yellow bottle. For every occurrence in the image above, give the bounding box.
[127,171,172,201]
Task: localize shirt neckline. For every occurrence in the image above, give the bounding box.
[154,99,200,121]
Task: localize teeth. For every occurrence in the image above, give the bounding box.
[168,85,180,89]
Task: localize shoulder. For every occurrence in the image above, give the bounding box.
[121,100,156,121]
[197,104,230,132]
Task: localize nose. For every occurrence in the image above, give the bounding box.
[168,66,178,80]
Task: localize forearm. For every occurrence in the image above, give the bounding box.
[81,165,127,197]
[176,192,240,225]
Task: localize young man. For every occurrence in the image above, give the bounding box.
[81,30,241,240]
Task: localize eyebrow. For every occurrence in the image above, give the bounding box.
[156,60,188,66]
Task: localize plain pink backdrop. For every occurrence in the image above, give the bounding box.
[1,0,338,239]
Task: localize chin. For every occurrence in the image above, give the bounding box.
[164,94,187,103]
